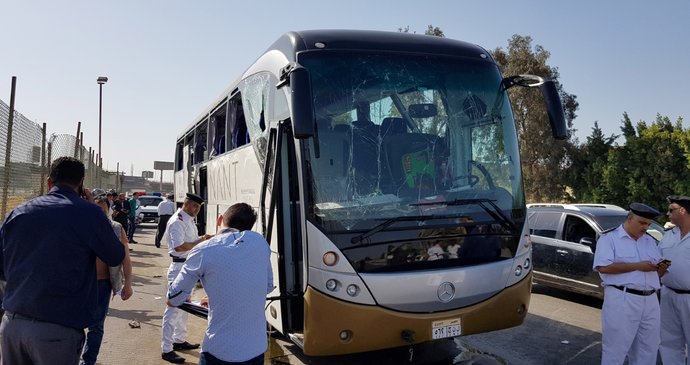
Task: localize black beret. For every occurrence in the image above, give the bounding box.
[667,195,690,210]
[629,202,660,219]
[185,193,204,204]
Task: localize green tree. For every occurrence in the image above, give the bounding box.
[567,122,618,202]
[492,35,579,202]
[597,113,690,214]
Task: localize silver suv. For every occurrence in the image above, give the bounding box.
[527,203,664,298]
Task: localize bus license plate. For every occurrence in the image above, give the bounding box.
[431,318,461,339]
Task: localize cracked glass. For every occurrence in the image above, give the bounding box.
[299,51,525,272]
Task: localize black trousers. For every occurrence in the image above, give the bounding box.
[114,216,128,235]
[156,215,172,245]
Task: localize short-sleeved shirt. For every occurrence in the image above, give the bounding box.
[157,199,175,216]
[168,229,273,362]
[593,224,662,291]
[112,199,130,224]
[128,198,140,218]
[0,185,124,328]
[659,227,690,290]
[166,208,199,259]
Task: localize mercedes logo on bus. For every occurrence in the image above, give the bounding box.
[437,282,455,302]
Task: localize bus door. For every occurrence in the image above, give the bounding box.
[262,121,304,336]
[195,166,208,235]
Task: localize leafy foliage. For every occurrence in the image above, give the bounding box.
[578,113,690,214]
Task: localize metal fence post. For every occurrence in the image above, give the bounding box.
[40,123,47,195]
[1,77,18,220]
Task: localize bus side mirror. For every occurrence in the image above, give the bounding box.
[502,75,568,140]
[539,80,568,140]
[289,66,315,139]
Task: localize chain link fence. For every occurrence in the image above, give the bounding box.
[0,99,118,221]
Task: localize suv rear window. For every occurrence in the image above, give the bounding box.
[528,211,561,238]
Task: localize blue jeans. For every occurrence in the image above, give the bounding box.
[80,279,111,365]
[199,352,264,365]
[127,215,137,242]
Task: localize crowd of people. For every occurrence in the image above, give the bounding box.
[0,157,272,365]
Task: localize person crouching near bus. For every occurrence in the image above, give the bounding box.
[167,203,273,365]
[160,193,213,363]
[593,203,670,365]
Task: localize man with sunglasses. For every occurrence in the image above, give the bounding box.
[659,195,690,364]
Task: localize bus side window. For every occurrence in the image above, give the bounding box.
[175,141,184,171]
[210,110,226,157]
[194,120,208,164]
[234,107,249,147]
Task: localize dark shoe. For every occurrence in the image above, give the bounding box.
[155,243,161,248]
[161,351,185,363]
[130,240,138,244]
[173,341,200,351]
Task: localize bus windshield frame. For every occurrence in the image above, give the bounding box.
[297,50,526,272]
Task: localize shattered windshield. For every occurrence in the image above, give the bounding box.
[299,51,525,271]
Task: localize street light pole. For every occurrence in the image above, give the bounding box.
[97,76,108,187]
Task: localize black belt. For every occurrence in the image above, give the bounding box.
[4,311,44,322]
[611,285,656,296]
[170,255,186,263]
[666,286,690,295]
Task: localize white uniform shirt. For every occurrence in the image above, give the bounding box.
[157,199,175,216]
[659,227,690,290]
[593,225,662,290]
[165,208,199,259]
[168,229,273,362]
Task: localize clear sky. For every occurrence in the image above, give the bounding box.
[1,1,688,181]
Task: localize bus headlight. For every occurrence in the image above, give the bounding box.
[346,284,359,297]
[514,265,523,276]
[523,258,531,270]
[326,279,339,291]
[323,251,338,266]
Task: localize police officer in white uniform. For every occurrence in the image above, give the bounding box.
[659,195,690,365]
[160,193,213,364]
[593,203,670,365]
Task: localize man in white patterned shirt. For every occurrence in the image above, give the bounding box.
[167,203,273,365]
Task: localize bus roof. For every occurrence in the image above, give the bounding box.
[272,29,490,59]
[177,29,493,141]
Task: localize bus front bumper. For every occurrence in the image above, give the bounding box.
[302,272,531,356]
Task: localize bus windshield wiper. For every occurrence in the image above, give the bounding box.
[350,214,460,244]
[410,198,516,232]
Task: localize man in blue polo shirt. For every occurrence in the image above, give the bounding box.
[0,157,125,365]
